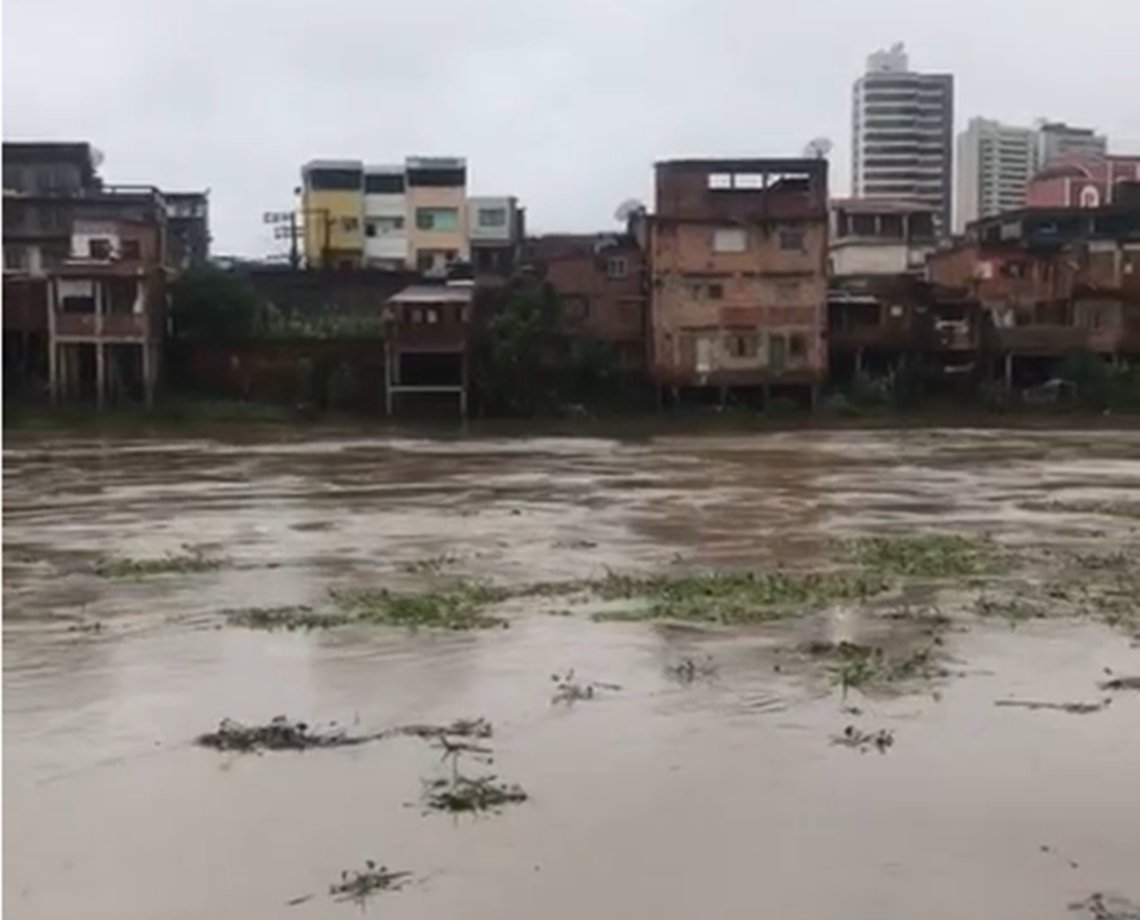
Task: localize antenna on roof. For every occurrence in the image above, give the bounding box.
[802,137,833,159]
[614,199,645,224]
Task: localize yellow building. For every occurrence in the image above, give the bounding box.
[300,160,364,269]
[297,156,470,273]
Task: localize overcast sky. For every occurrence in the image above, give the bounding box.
[5,0,1139,257]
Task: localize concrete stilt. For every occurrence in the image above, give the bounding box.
[96,343,106,410]
[142,342,156,408]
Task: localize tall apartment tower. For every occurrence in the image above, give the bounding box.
[852,43,954,234]
[955,117,1039,232]
[1036,121,1107,168]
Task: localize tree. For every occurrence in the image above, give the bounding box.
[168,266,262,342]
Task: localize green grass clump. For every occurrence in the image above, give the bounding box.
[95,546,224,578]
[591,568,889,624]
[847,533,1000,578]
[826,641,945,694]
[330,583,509,630]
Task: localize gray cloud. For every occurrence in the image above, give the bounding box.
[5,0,1138,255]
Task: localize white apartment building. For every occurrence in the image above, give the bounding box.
[363,165,407,270]
[852,43,954,235]
[1036,120,1107,168]
[955,118,1039,233]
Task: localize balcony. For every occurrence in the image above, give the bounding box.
[53,311,150,339]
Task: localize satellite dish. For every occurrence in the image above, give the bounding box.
[91,147,105,169]
[803,137,833,159]
[614,198,646,224]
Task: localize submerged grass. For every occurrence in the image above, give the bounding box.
[847,533,1001,578]
[330,582,510,630]
[590,568,889,624]
[823,641,948,695]
[95,545,224,578]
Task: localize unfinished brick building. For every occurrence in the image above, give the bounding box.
[524,232,647,369]
[648,158,829,405]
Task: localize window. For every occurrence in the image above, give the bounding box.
[708,283,724,299]
[88,238,112,260]
[789,333,807,359]
[307,168,362,191]
[713,228,747,253]
[478,208,507,228]
[707,173,732,189]
[415,207,459,231]
[120,239,141,260]
[726,334,757,358]
[606,256,628,278]
[341,217,359,232]
[369,216,404,235]
[776,280,801,301]
[416,251,436,272]
[425,308,439,324]
[563,297,590,322]
[364,173,405,194]
[4,246,27,270]
[779,229,805,251]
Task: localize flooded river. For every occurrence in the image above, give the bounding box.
[5,426,1140,919]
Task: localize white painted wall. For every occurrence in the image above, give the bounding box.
[363,193,407,265]
[830,241,933,276]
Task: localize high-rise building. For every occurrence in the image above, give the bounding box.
[955,117,1039,232]
[1036,121,1107,168]
[852,43,954,234]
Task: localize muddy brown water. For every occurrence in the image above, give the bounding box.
[4,426,1140,919]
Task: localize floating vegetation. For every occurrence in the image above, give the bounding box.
[994,698,1111,715]
[1026,499,1140,521]
[1101,676,1140,692]
[665,655,717,684]
[196,716,380,752]
[831,724,895,754]
[847,533,1001,578]
[1069,892,1140,919]
[551,669,622,704]
[95,545,224,578]
[590,568,889,624]
[196,716,491,752]
[330,583,509,630]
[417,722,526,815]
[423,774,528,813]
[400,553,461,574]
[225,605,352,631]
[328,861,411,903]
[825,641,947,696]
[974,595,1046,624]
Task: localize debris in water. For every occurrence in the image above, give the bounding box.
[1069,892,1140,919]
[195,716,380,752]
[665,655,717,684]
[196,716,492,752]
[551,669,622,704]
[831,724,895,753]
[994,698,1111,715]
[328,861,411,903]
[225,605,351,631]
[1100,676,1140,692]
[423,774,528,813]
